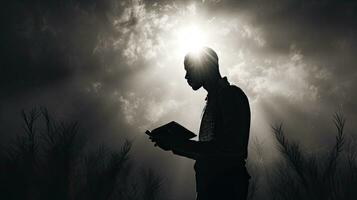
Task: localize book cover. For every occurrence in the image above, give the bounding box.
[146,121,196,140]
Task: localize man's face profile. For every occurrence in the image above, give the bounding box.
[184,47,219,91]
[184,63,203,91]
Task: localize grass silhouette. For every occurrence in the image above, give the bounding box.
[2,109,357,200]
[0,108,164,200]
[250,112,357,200]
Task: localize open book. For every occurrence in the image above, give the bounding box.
[146,121,196,140]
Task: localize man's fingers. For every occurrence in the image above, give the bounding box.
[150,137,158,142]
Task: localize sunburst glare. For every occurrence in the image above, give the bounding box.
[175,24,207,56]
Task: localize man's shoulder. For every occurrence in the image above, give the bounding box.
[215,84,250,114]
[220,84,248,101]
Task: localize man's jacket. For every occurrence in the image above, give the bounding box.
[173,77,251,172]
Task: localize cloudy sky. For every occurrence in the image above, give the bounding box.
[1,0,357,199]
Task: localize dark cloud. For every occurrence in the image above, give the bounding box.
[200,0,357,134]
[1,1,129,141]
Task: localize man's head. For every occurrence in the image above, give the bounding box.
[184,47,220,90]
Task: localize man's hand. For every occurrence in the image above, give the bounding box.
[150,136,174,151]
[147,129,181,151]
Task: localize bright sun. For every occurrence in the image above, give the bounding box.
[175,24,207,55]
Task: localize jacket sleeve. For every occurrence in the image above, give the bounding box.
[172,87,250,160]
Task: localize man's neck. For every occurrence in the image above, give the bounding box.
[203,76,222,94]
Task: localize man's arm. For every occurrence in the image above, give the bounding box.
[218,86,250,159]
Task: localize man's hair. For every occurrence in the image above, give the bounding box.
[184,47,219,73]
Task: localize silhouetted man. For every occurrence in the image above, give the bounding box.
[151,47,251,200]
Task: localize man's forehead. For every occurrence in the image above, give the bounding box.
[184,57,197,68]
[184,63,194,71]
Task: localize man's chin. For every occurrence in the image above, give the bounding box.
[190,85,201,90]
